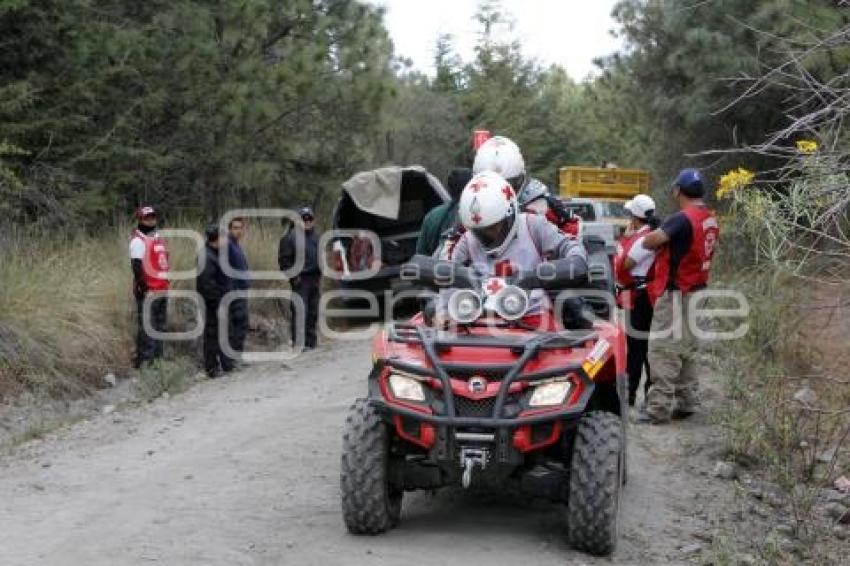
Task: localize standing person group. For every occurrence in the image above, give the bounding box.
[614,169,720,424]
[131,161,719,407]
[131,204,322,376]
[193,220,253,378]
[639,169,720,424]
[129,209,254,377]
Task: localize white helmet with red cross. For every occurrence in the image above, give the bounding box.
[472,136,526,192]
[459,171,520,256]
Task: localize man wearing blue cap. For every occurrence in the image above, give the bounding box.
[637,169,720,424]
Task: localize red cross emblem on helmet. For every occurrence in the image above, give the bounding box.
[502,184,514,201]
[469,197,483,224]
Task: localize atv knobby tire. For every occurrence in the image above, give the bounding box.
[340,398,402,534]
[567,411,623,556]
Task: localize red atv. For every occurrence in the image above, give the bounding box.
[340,255,627,556]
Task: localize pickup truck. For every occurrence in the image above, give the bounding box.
[559,166,650,240]
[557,198,620,256]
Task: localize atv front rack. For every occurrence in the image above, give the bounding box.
[374,323,599,428]
[388,322,596,351]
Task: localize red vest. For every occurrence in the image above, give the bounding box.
[132,230,170,291]
[648,206,718,304]
[614,226,653,309]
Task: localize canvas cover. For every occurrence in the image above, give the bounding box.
[340,165,448,220]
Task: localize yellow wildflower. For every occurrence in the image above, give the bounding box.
[716,167,755,199]
[796,139,818,154]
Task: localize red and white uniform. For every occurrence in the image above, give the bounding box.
[129,230,170,291]
[614,225,655,309]
[647,206,718,305]
[451,213,587,315]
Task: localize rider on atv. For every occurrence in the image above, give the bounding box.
[472,135,544,204]
[340,169,628,557]
[433,171,589,329]
[518,178,582,239]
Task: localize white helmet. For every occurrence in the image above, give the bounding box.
[624,194,656,219]
[473,136,526,191]
[459,171,520,256]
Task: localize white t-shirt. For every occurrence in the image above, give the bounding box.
[129,235,146,260]
[627,235,656,277]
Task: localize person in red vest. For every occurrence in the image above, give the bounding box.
[129,205,170,368]
[613,194,659,417]
[637,169,720,424]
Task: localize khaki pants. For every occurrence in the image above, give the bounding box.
[646,291,705,421]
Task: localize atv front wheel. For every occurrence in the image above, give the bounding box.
[340,398,403,534]
[567,411,623,556]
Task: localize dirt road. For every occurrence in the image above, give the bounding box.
[0,337,736,565]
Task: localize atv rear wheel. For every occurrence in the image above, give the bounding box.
[340,398,403,534]
[567,411,623,556]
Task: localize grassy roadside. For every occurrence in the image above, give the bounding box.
[707,253,850,563]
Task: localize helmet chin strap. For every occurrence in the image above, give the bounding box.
[485,208,520,258]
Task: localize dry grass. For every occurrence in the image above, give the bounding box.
[0,227,135,397]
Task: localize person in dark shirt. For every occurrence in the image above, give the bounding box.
[416,168,473,257]
[227,217,251,360]
[197,225,233,377]
[638,169,720,423]
[654,210,693,285]
[279,206,321,350]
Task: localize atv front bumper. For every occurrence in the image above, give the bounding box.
[369,323,608,459]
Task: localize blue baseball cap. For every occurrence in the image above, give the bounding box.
[672,168,704,197]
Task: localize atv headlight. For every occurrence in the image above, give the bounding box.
[448,289,483,324]
[529,381,572,407]
[494,285,529,320]
[388,373,426,402]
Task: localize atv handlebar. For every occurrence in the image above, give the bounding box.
[513,256,589,290]
[401,255,477,289]
[403,254,588,292]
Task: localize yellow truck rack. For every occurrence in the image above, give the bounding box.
[559,166,650,201]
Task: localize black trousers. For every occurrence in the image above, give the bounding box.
[291,275,320,348]
[626,289,654,406]
[228,297,250,353]
[135,294,167,367]
[203,301,234,373]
